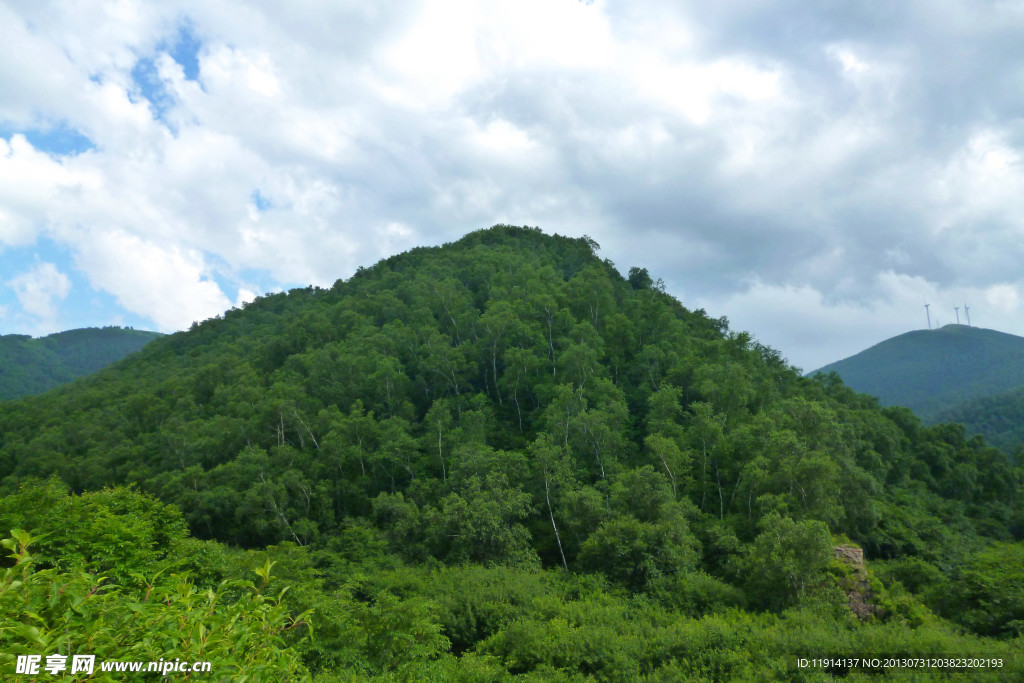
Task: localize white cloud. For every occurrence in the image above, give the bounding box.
[6,262,71,327]
[984,284,1020,313]
[235,287,257,308]
[933,130,1024,226]
[203,45,281,97]
[0,135,99,246]
[72,230,231,331]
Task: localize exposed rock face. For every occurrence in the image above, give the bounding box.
[834,545,875,620]
[835,545,865,573]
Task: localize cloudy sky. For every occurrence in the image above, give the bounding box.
[3,0,1024,371]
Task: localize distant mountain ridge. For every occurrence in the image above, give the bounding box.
[0,326,162,400]
[811,324,1024,424]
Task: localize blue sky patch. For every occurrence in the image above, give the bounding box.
[130,57,175,123]
[236,268,300,298]
[129,19,204,125]
[169,21,202,82]
[250,190,273,211]
[0,121,94,156]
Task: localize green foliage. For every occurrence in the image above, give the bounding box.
[627,266,654,290]
[0,529,311,681]
[936,542,1024,637]
[0,479,190,585]
[740,513,834,610]
[372,472,537,568]
[350,591,450,674]
[578,513,698,591]
[645,570,746,616]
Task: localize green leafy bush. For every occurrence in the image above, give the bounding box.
[0,530,311,681]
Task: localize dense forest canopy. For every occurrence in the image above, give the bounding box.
[0,326,162,400]
[1,226,1021,680]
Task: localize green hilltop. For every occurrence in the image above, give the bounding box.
[0,226,1021,680]
[0,326,163,400]
[812,324,1024,421]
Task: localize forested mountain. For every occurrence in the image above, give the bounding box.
[0,326,162,400]
[812,324,1024,420]
[1,226,1021,680]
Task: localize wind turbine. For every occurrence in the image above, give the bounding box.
[954,306,960,324]
[964,304,971,326]
[924,303,931,330]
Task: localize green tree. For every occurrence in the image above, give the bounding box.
[742,513,833,609]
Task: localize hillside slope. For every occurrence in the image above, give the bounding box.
[0,327,163,400]
[812,324,1024,421]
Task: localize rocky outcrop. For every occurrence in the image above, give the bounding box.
[834,545,875,620]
